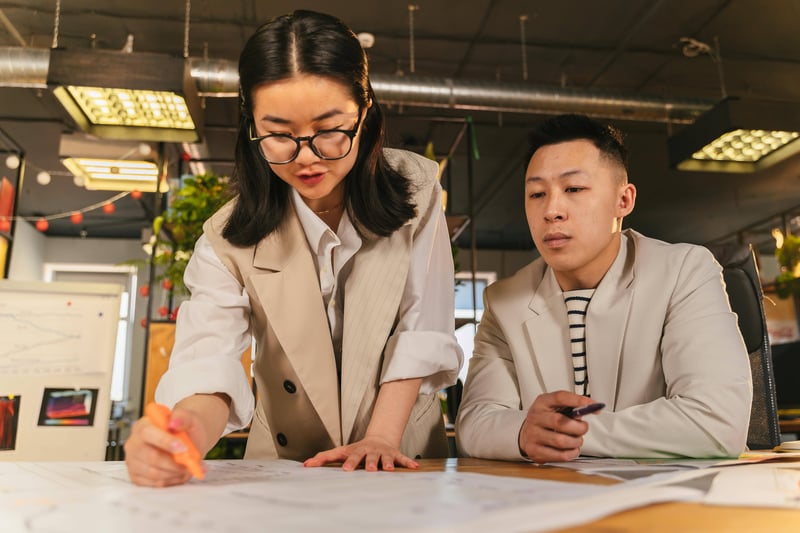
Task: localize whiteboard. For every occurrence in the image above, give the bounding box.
[0,280,122,461]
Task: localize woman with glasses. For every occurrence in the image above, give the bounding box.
[124,9,463,487]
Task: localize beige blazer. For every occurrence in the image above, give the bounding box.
[456,230,752,460]
[203,149,448,461]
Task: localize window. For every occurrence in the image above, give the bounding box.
[43,263,138,403]
[454,271,496,384]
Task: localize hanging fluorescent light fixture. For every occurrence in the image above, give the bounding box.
[668,97,800,173]
[59,133,164,192]
[62,157,166,192]
[47,49,203,143]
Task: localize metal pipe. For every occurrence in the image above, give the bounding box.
[188,57,240,97]
[0,47,49,88]
[370,74,710,124]
[0,47,714,123]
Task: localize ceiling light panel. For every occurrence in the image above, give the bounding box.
[668,98,800,173]
[64,86,196,130]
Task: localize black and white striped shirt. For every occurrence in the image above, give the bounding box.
[564,289,595,397]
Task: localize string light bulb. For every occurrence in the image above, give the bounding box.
[36,171,52,185]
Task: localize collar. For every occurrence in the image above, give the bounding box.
[291,188,361,255]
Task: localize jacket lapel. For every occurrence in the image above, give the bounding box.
[585,232,635,409]
[250,204,342,446]
[524,267,573,393]
[340,224,414,442]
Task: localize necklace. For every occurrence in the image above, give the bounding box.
[312,203,344,215]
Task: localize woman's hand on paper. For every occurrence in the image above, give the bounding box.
[303,434,419,472]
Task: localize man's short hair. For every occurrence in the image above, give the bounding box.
[527,114,629,175]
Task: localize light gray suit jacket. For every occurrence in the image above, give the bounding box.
[456,230,752,460]
[204,148,451,461]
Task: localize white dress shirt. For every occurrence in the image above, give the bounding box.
[157,185,463,432]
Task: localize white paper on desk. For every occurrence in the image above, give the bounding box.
[546,454,800,482]
[0,459,704,533]
[546,457,713,481]
[704,463,800,508]
[437,484,702,533]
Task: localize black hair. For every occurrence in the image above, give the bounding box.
[223,10,415,246]
[527,114,629,176]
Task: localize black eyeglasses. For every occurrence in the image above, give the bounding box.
[248,110,363,165]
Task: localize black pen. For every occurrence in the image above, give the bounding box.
[557,402,605,418]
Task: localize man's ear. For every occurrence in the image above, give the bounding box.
[617,183,636,218]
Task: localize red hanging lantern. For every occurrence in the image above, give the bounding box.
[140,317,148,328]
[139,285,150,298]
[70,212,83,224]
[130,190,142,200]
[169,305,180,321]
[102,202,115,214]
[157,305,169,317]
[161,279,173,290]
[35,218,49,232]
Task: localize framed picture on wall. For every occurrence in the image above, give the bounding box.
[0,174,15,278]
[0,126,24,279]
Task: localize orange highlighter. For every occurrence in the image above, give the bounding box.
[144,402,205,480]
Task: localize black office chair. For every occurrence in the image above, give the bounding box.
[708,243,781,450]
[443,380,463,458]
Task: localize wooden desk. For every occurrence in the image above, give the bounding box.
[414,458,800,532]
[780,418,800,434]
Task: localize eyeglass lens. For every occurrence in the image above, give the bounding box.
[260,131,352,163]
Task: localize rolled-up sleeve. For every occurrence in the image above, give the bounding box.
[155,235,255,435]
[380,181,464,393]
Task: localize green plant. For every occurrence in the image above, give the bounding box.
[147,172,229,296]
[774,233,800,299]
[205,436,247,460]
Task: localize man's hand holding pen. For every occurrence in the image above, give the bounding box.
[518,391,603,464]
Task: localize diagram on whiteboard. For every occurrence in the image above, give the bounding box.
[0,280,121,461]
[0,293,109,375]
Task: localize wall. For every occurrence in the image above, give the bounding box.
[7,220,45,280]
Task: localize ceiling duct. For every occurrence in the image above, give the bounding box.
[0,47,49,88]
[0,47,713,124]
[368,75,710,124]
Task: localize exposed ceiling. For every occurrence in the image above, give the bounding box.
[2,0,800,254]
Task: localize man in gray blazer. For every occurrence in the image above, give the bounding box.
[456,114,752,463]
